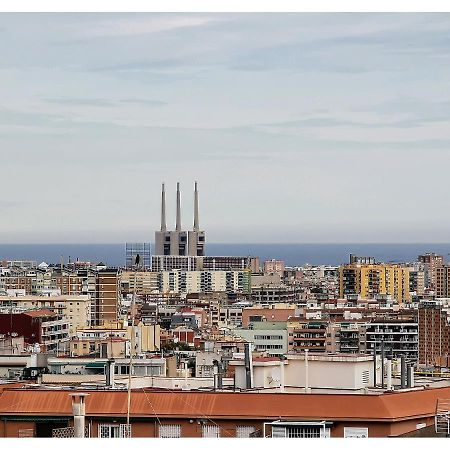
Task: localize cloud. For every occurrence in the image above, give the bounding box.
[44,97,167,108]
[67,15,219,39]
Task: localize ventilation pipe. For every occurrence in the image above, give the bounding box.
[244,343,253,389]
[409,364,415,388]
[386,358,392,391]
[279,357,285,393]
[70,393,89,438]
[380,340,385,389]
[400,356,407,389]
[106,358,115,388]
[406,363,413,388]
[304,349,310,393]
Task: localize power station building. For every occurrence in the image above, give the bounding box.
[154,182,205,257]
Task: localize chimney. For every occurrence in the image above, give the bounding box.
[106,358,115,388]
[193,181,199,232]
[386,358,392,391]
[400,356,407,389]
[279,357,285,393]
[70,393,89,438]
[176,182,181,231]
[160,183,166,232]
[244,342,253,389]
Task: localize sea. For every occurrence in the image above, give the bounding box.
[1,243,450,267]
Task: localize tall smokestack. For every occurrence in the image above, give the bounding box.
[176,182,181,231]
[193,181,199,231]
[160,183,166,232]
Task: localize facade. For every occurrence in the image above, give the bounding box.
[157,270,251,294]
[339,264,410,302]
[95,269,121,325]
[418,301,450,365]
[233,327,288,356]
[418,253,444,289]
[0,309,69,352]
[436,265,450,298]
[0,295,91,334]
[365,319,419,361]
[263,260,285,275]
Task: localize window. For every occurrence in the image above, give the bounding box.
[344,427,368,438]
[202,424,220,438]
[236,426,255,438]
[98,424,131,438]
[159,424,181,438]
[272,424,330,438]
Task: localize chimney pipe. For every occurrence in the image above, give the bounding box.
[304,349,310,393]
[176,182,181,231]
[400,356,407,389]
[409,364,415,388]
[70,393,89,438]
[386,358,392,390]
[406,363,412,388]
[244,343,253,389]
[106,358,115,388]
[160,183,166,232]
[193,181,199,231]
[279,358,285,393]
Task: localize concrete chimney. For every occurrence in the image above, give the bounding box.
[193,181,199,232]
[386,358,392,391]
[244,343,253,389]
[279,358,285,393]
[70,393,89,438]
[400,356,407,389]
[409,364,415,388]
[304,349,311,393]
[176,182,181,231]
[160,183,166,232]
[106,358,115,388]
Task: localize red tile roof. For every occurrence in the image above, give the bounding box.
[0,387,448,422]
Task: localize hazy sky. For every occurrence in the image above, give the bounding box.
[1,13,450,243]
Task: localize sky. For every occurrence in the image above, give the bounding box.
[1,12,450,243]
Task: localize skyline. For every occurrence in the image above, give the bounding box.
[2,13,450,243]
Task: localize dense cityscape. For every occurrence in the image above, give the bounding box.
[1,182,450,438]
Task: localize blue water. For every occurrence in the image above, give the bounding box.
[0,243,449,267]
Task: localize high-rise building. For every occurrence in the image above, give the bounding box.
[154,182,205,257]
[418,301,450,366]
[339,263,410,303]
[418,253,444,289]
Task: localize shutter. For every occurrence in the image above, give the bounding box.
[236,426,255,438]
[202,424,220,438]
[159,424,182,438]
[272,426,287,438]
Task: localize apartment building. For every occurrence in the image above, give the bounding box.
[418,253,444,289]
[120,271,159,296]
[0,295,91,334]
[95,269,121,325]
[233,323,288,356]
[436,266,450,298]
[251,285,296,305]
[339,264,410,302]
[418,301,450,366]
[0,309,69,353]
[287,319,329,353]
[365,319,419,361]
[157,270,251,294]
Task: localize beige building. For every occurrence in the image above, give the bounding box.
[121,271,159,296]
[0,295,91,334]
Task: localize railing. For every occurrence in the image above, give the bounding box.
[435,399,450,435]
[52,426,90,438]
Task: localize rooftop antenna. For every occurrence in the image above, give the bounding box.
[160,183,166,232]
[176,182,181,231]
[193,181,199,232]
